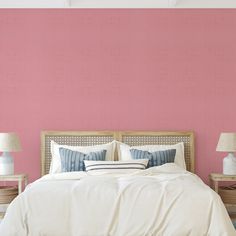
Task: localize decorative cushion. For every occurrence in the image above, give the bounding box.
[59,148,107,172]
[130,149,176,168]
[118,142,185,169]
[50,140,116,174]
[84,159,149,173]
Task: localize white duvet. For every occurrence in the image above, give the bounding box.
[0,164,235,236]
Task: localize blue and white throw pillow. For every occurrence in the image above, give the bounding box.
[59,148,107,172]
[130,149,176,168]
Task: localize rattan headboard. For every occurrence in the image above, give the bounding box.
[41,131,194,176]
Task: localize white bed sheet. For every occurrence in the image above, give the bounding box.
[0,164,235,236]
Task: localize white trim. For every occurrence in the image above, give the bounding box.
[1,0,236,8]
[0,0,70,8]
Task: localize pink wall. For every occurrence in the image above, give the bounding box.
[0,10,236,183]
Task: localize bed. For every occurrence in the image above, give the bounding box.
[0,131,235,236]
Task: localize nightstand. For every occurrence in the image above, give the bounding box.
[0,174,28,194]
[0,174,28,221]
[209,173,236,219]
[209,173,236,192]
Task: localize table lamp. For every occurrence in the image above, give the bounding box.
[0,133,21,175]
[216,132,236,175]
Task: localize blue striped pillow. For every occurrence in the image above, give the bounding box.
[59,148,107,172]
[130,149,176,168]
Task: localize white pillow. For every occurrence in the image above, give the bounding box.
[118,142,186,169]
[50,140,116,174]
[84,159,149,174]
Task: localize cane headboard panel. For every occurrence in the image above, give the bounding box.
[41,131,117,176]
[117,131,194,173]
[41,131,194,175]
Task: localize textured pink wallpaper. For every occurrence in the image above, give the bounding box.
[0,10,236,183]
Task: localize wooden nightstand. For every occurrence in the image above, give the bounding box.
[209,173,236,193]
[209,173,236,219]
[0,174,28,194]
[0,174,28,221]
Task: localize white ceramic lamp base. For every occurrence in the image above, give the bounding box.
[0,152,14,175]
[223,153,236,175]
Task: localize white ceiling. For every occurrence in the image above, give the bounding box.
[0,0,236,8]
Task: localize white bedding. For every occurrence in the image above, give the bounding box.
[0,164,235,236]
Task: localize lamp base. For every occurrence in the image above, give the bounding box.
[0,152,14,175]
[223,153,236,175]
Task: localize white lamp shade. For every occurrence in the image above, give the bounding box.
[216,133,236,152]
[0,133,22,152]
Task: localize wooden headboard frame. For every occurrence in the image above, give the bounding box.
[41,131,195,176]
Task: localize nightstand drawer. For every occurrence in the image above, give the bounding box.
[219,186,236,205]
